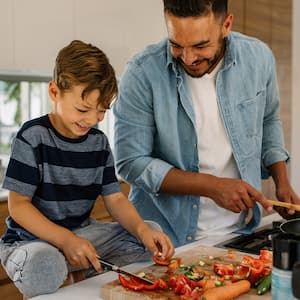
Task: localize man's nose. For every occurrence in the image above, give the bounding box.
[181,48,197,65]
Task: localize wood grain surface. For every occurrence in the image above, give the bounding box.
[101,245,271,300]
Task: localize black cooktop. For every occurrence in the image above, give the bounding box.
[215,221,282,255]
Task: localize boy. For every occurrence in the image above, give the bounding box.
[0,40,174,298]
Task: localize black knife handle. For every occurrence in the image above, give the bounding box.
[98,258,117,271]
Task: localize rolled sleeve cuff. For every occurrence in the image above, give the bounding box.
[261,149,290,179]
[135,159,173,194]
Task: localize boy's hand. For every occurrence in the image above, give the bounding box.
[61,233,102,272]
[139,228,174,261]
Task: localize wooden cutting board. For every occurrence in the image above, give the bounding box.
[101,245,271,300]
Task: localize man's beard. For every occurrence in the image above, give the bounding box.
[179,37,226,78]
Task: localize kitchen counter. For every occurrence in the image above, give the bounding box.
[31,213,281,300]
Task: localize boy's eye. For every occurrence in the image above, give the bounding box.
[76,108,88,113]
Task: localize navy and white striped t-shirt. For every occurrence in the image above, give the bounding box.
[1,115,121,242]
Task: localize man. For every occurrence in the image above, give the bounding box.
[114,0,299,247]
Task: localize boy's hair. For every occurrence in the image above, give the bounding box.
[53,40,117,109]
[163,0,227,18]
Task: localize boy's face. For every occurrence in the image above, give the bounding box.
[49,82,106,139]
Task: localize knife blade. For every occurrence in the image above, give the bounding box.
[99,258,155,285]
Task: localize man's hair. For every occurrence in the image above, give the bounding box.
[53,40,117,108]
[163,0,227,18]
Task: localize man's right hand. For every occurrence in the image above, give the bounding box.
[207,177,272,213]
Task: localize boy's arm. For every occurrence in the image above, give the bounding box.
[8,191,101,271]
[103,192,174,260]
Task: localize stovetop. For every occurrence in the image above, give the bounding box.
[215,221,282,255]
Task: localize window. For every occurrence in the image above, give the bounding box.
[0,72,115,191]
[0,72,51,190]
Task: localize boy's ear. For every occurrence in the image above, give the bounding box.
[48,80,60,101]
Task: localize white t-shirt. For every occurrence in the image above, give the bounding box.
[185,59,243,238]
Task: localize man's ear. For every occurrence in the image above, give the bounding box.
[222,14,233,38]
[48,81,60,101]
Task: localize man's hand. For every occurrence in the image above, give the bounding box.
[208,177,272,213]
[274,183,300,219]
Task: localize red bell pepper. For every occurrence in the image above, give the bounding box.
[240,256,265,284]
[213,263,235,277]
[119,274,167,291]
[118,274,144,291]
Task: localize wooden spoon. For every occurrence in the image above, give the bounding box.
[267,199,300,212]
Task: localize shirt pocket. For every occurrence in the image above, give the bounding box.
[236,90,265,154]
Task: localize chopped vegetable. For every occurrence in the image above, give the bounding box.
[256,273,271,295]
[213,263,235,277]
[118,274,167,291]
[240,256,265,284]
[200,279,251,300]
[199,260,205,266]
[136,272,146,278]
[168,257,181,269]
[152,255,171,266]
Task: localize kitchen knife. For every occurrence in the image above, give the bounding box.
[99,258,155,285]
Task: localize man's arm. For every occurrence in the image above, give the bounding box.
[269,161,300,217]
[160,168,271,213]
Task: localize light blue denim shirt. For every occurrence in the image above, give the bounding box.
[114,32,289,247]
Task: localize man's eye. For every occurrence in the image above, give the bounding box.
[171,44,181,49]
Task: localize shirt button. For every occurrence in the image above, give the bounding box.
[187,236,193,241]
[193,204,197,209]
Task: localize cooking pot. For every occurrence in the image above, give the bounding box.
[280,218,300,237]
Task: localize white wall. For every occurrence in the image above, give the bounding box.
[1,0,300,189]
[0,0,166,76]
[291,0,300,194]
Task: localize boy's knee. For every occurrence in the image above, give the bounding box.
[9,244,68,298]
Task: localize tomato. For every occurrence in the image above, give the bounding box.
[168,275,178,288]
[213,263,235,277]
[170,274,192,295]
[153,255,171,266]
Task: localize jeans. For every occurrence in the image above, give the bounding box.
[0,219,157,298]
